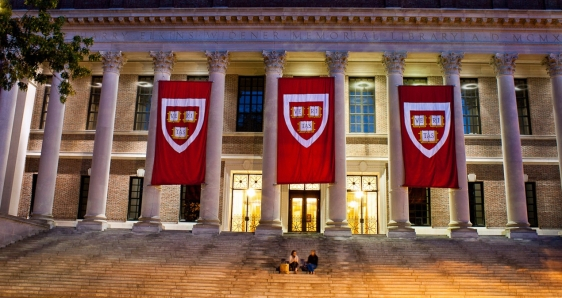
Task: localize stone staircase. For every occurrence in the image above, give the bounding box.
[0,228,561,297]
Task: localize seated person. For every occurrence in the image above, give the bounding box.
[306,250,318,274]
[288,250,300,272]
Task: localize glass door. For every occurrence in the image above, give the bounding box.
[231,174,262,232]
[346,175,378,234]
[289,190,320,233]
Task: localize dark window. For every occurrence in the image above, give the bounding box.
[236,76,264,132]
[403,77,428,86]
[179,185,201,222]
[133,76,154,131]
[515,79,532,135]
[409,188,431,226]
[468,182,485,227]
[127,177,143,221]
[460,78,482,134]
[39,77,52,129]
[29,174,38,217]
[349,78,375,133]
[187,76,209,81]
[77,176,90,219]
[525,182,538,227]
[86,76,103,130]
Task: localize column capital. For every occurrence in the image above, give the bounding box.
[262,50,286,75]
[490,53,518,76]
[100,51,127,74]
[382,52,407,75]
[325,51,349,75]
[438,52,464,76]
[542,53,562,77]
[205,51,229,74]
[150,51,176,75]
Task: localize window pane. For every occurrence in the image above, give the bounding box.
[127,177,144,221]
[236,76,265,132]
[468,182,485,227]
[86,77,103,130]
[77,176,90,219]
[179,185,201,222]
[461,78,482,134]
[515,79,532,135]
[408,188,431,226]
[525,182,538,227]
[133,76,154,131]
[39,76,52,129]
[349,78,375,133]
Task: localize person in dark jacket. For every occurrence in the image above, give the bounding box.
[306,250,318,274]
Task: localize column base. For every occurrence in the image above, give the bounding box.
[447,227,478,239]
[132,220,163,233]
[323,227,352,237]
[76,219,108,231]
[504,227,538,240]
[386,226,416,238]
[29,214,55,229]
[255,221,283,236]
[192,219,221,235]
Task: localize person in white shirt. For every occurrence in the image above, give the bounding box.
[288,250,300,273]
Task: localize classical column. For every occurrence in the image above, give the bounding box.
[490,53,537,239]
[133,52,176,233]
[255,50,285,236]
[29,75,64,227]
[1,80,37,216]
[324,51,352,237]
[543,54,562,193]
[0,86,19,212]
[192,51,229,235]
[438,53,478,238]
[77,52,127,231]
[382,52,416,238]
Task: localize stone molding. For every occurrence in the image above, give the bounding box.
[490,53,518,76]
[150,51,176,75]
[542,53,562,77]
[438,52,464,75]
[382,52,407,75]
[56,9,562,29]
[325,51,349,75]
[262,50,286,75]
[100,51,127,74]
[205,51,229,74]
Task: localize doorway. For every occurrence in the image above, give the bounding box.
[288,190,320,233]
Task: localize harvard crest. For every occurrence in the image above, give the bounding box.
[161,98,206,153]
[403,102,451,158]
[283,94,329,148]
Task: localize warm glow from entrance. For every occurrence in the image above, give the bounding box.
[247,188,255,197]
[354,191,364,199]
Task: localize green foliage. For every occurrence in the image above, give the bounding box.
[0,0,97,103]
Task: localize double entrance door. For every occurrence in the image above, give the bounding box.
[288,190,320,233]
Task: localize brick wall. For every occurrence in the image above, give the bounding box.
[224,74,239,133]
[375,75,388,134]
[430,188,449,228]
[527,78,555,135]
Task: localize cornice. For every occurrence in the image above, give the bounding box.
[12,8,562,28]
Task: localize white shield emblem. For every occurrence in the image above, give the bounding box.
[161,98,206,153]
[283,94,329,148]
[403,102,451,158]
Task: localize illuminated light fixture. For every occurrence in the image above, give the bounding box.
[461,83,478,90]
[91,82,102,88]
[137,168,145,177]
[352,80,374,90]
[87,168,92,176]
[45,84,51,87]
[354,191,364,199]
[137,81,153,88]
[514,85,527,91]
[467,173,477,182]
[247,188,256,197]
[523,174,528,182]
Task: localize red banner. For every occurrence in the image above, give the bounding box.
[398,85,458,188]
[152,81,212,185]
[277,77,335,184]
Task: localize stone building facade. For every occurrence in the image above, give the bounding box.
[1,0,562,238]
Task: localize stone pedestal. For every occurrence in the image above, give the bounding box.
[383,52,415,239]
[491,53,537,239]
[255,50,285,236]
[133,51,176,234]
[77,51,127,232]
[192,51,229,236]
[505,228,538,240]
[439,53,478,239]
[324,51,352,237]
